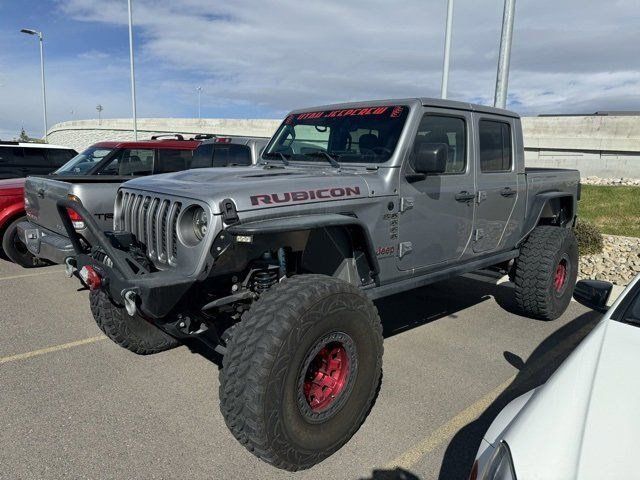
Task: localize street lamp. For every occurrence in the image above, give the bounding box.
[20,28,48,140]
[440,0,454,99]
[96,104,103,125]
[494,0,516,109]
[196,86,203,120]
[127,0,138,140]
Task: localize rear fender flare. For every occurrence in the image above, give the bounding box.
[519,192,576,245]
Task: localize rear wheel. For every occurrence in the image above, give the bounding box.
[89,290,180,355]
[514,226,578,320]
[219,274,383,471]
[1,216,46,268]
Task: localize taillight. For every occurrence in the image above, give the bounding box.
[79,265,102,291]
[66,207,85,230]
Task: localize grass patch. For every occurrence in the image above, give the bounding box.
[579,185,640,237]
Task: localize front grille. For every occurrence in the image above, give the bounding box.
[118,192,182,266]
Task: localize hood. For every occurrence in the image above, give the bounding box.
[121,166,371,214]
[501,318,640,480]
[0,178,25,195]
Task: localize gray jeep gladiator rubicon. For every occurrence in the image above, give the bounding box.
[59,98,580,471]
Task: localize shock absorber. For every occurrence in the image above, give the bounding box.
[253,269,278,294]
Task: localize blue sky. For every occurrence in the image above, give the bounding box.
[1,0,639,140]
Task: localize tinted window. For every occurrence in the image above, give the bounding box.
[47,149,76,167]
[412,115,466,174]
[479,120,512,172]
[0,147,23,164]
[99,148,154,176]
[621,289,640,327]
[213,144,252,167]
[155,149,194,174]
[23,147,48,167]
[190,144,214,169]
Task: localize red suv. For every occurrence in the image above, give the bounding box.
[1,137,201,267]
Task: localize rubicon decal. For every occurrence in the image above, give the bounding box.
[251,186,361,206]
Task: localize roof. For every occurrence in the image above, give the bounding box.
[0,142,75,149]
[198,135,269,146]
[91,139,201,150]
[289,97,520,119]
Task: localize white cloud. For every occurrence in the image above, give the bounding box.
[2,0,639,139]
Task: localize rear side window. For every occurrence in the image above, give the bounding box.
[47,149,76,167]
[155,149,194,174]
[479,120,512,172]
[0,147,23,164]
[212,144,252,167]
[413,115,466,174]
[190,144,252,168]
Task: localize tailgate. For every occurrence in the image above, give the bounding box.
[24,177,74,235]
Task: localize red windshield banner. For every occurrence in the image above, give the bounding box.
[292,105,405,122]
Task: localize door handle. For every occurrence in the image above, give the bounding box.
[455,191,475,202]
[500,187,517,197]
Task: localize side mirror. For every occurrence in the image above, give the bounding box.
[573,279,613,313]
[413,143,447,174]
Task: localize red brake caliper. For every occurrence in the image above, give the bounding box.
[303,343,349,412]
[554,260,567,292]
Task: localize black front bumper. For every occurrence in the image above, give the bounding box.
[57,199,195,319]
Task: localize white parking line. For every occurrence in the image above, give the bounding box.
[0,269,64,282]
[0,336,106,365]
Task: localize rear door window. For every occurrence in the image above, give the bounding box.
[22,147,49,168]
[155,149,194,174]
[46,149,76,167]
[190,144,214,169]
[99,148,154,176]
[479,120,512,172]
[212,144,252,166]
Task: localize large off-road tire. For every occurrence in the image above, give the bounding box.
[1,216,46,268]
[514,225,578,320]
[89,290,180,355]
[219,274,383,471]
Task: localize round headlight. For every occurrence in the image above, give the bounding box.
[193,207,208,241]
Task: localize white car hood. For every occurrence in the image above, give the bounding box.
[501,318,640,480]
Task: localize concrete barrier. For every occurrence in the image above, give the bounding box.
[47,118,282,152]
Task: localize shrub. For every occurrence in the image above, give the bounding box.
[575,219,604,256]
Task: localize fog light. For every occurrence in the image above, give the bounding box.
[79,265,102,290]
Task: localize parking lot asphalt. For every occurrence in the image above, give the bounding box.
[0,259,600,480]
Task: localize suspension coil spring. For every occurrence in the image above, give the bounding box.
[253,269,278,294]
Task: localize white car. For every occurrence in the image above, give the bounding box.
[472,275,640,480]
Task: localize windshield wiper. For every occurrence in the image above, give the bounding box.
[303,151,340,168]
[263,151,290,165]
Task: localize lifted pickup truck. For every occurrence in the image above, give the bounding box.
[61,98,580,471]
[20,135,267,266]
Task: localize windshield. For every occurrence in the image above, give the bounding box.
[55,146,114,175]
[264,105,409,164]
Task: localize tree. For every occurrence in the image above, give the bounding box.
[16,127,45,144]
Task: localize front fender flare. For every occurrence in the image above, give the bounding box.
[226,213,380,277]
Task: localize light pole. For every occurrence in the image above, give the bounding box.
[127,0,138,140]
[440,0,454,99]
[96,104,103,125]
[494,0,516,109]
[20,28,48,140]
[196,86,203,120]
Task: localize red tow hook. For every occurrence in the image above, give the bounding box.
[79,265,102,291]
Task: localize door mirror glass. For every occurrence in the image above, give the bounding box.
[413,142,447,174]
[573,279,613,313]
